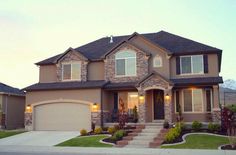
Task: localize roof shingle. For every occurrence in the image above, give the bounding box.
[0,83,25,96]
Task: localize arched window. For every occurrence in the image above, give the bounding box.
[115,50,136,76]
[153,55,162,67]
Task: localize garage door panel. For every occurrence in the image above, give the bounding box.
[34,102,91,131]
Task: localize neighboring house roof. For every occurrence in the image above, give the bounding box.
[36,31,222,65]
[24,81,108,91]
[0,83,25,96]
[171,77,223,86]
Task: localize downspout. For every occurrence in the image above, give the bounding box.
[100,89,104,128]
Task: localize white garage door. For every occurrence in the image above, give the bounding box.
[34,102,91,131]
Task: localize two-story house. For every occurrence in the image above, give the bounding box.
[24,31,223,131]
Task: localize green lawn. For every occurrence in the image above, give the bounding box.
[161,134,229,149]
[56,135,113,147]
[0,131,25,139]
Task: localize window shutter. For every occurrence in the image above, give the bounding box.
[203,55,208,73]
[176,56,180,75]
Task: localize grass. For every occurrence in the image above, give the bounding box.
[56,135,113,147]
[161,134,229,149]
[0,131,25,139]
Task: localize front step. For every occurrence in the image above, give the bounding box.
[129,140,150,145]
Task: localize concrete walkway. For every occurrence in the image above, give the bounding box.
[0,131,80,146]
[0,145,234,155]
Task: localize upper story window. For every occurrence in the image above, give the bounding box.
[153,55,162,67]
[180,55,203,75]
[62,62,81,81]
[115,50,136,76]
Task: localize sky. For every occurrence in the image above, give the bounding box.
[0,0,235,89]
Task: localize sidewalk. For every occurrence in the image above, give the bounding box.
[0,146,234,155]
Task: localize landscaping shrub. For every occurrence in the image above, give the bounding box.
[94,127,103,134]
[163,120,170,129]
[114,130,126,139]
[102,127,108,131]
[107,126,116,134]
[164,127,181,143]
[80,129,87,136]
[226,104,236,113]
[208,122,220,132]
[192,121,202,131]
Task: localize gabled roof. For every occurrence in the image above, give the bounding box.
[171,77,223,86]
[36,30,222,65]
[0,83,25,96]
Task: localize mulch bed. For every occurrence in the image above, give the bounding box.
[221,144,236,150]
[162,129,227,144]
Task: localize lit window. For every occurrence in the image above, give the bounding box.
[153,55,162,67]
[180,55,203,74]
[183,89,203,112]
[62,63,81,80]
[115,50,136,76]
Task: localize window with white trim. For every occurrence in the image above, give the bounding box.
[180,55,203,74]
[153,55,162,67]
[62,62,81,80]
[115,50,136,76]
[183,89,203,112]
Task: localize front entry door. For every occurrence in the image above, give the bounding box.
[153,89,164,120]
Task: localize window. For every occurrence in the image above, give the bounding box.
[118,92,139,115]
[180,55,203,74]
[183,89,203,112]
[153,55,162,67]
[62,62,81,80]
[206,89,212,112]
[115,50,136,76]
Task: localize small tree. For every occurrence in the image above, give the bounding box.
[118,98,127,129]
[133,105,138,123]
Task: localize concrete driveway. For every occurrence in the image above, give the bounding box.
[0,131,80,146]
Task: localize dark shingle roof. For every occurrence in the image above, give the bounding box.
[24,81,108,91]
[0,83,25,96]
[36,31,221,65]
[171,77,223,86]
[104,82,137,90]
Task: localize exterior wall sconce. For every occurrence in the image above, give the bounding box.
[92,103,98,112]
[139,95,144,100]
[25,105,32,113]
[165,94,170,101]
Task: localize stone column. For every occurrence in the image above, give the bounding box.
[91,112,101,126]
[25,112,33,131]
[212,85,221,123]
[138,91,146,123]
[164,88,173,123]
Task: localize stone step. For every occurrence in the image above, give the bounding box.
[129,140,150,145]
[138,132,158,136]
[145,125,162,129]
[133,136,154,141]
[128,132,138,136]
[145,122,163,126]
[123,136,133,140]
[142,128,161,133]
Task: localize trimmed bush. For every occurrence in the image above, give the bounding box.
[192,121,202,131]
[208,122,221,132]
[94,127,103,134]
[107,126,116,134]
[80,129,87,136]
[114,130,126,140]
[165,127,181,143]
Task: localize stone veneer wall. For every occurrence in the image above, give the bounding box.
[25,112,33,131]
[104,45,149,83]
[56,51,88,82]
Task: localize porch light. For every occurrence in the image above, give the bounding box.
[139,95,144,100]
[165,94,170,100]
[92,103,98,111]
[26,105,32,113]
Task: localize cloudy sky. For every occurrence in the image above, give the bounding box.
[0,0,235,88]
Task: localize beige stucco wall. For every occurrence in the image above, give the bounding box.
[88,61,105,80]
[170,54,219,79]
[26,89,101,106]
[145,90,153,122]
[2,95,25,129]
[130,36,170,78]
[39,65,57,83]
